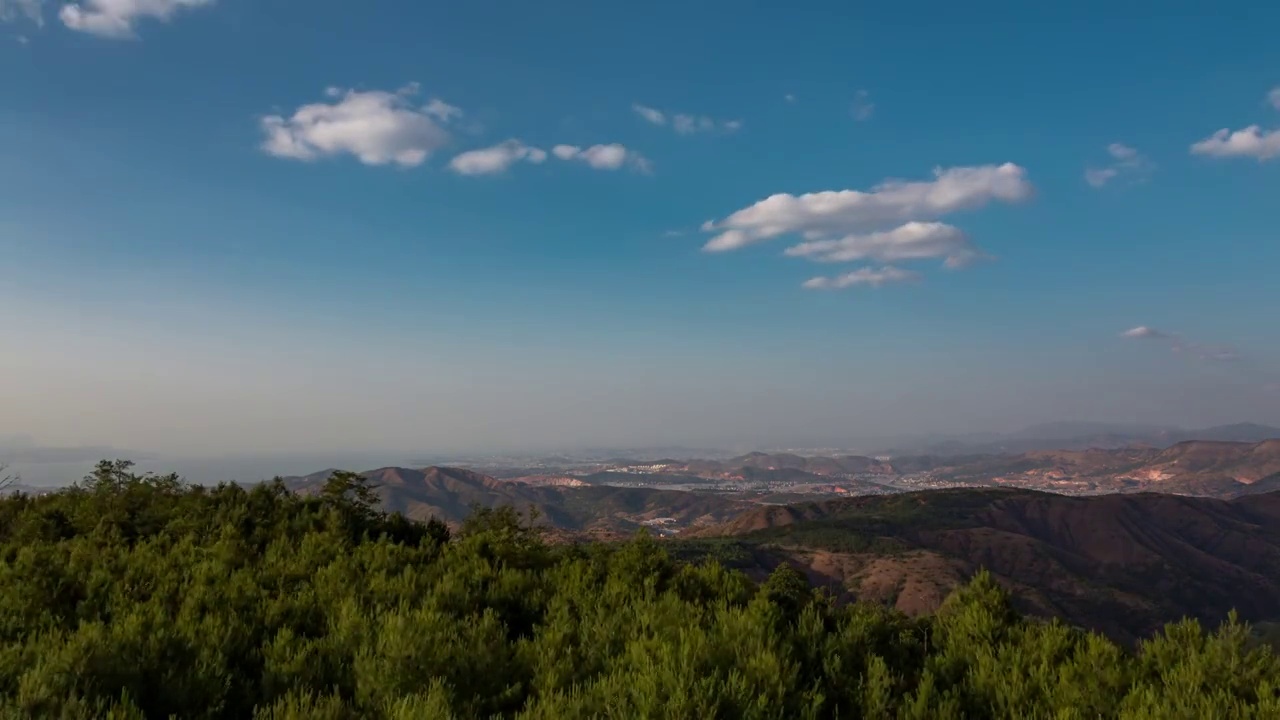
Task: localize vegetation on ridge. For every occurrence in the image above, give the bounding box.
[0,460,1278,718]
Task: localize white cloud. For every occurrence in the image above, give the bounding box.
[802,266,919,290]
[633,103,740,135]
[1189,87,1280,161]
[851,89,874,121]
[703,163,1029,291]
[0,0,43,25]
[423,98,463,123]
[702,163,1032,253]
[784,93,797,104]
[1085,142,1153,188]
[260,85,455,168]
[632,104,666,126]
[551,143,650,172]
[1190,125,1280,161]
[1084,168,1118,188]
[60,0,211,38]
[1122,326,1168,339]
[672,114,710,134]
[1121,326,1239,362]
[449,139,546,176]
[1107,143,1137,161]
[783,221,984,268]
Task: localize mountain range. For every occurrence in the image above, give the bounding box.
[278,437,1280,537]
[566,439,1280,497]
[924,439,1280,496]
[870,422,1280,456]
[283,466,750,537]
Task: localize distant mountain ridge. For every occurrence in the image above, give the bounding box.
[922,439,1280,496]
[283,465,750,535]
[585,439,1280,498]
[874,422,1280,456]
[678,452,895,478]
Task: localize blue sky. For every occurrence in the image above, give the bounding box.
[1,0,1278,458]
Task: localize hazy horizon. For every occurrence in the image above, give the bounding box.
[6,417,1280,487]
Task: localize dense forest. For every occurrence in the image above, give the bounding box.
[1,461,1278,718]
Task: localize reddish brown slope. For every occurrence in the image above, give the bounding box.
[690,489,1280,643]
[918,440,1280,493]
[1143,440,1280,483]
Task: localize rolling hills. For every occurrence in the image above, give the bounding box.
[873,422,1280,456]
[567,439,1280,498]
[683,488,1280,643]
[283,465,750,536]
[926,439,1280,495]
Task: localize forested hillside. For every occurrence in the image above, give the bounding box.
[1,461,1278,718]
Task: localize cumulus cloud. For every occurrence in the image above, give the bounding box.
[1121,326,1239,362]
[632,103,741,135]
[449,140,546,176]
[1085,142,1153,188]
[1190,126,1280,161]
[552,143,650,172]
[802,266,920,290]
[449,139,648,176]
[59,0,211,38]
[0,0,43,25]
[702,163,1030,291]
[702,163,1032,253]
[260,85,456,168]
[851,90,875,121]
[784,221,986,268]
[1190,88,1280,161]
[784,93,797,104]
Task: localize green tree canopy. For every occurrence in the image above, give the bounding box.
[0,463,1276,718]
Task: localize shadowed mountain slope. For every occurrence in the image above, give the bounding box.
[684,488,1280,643]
